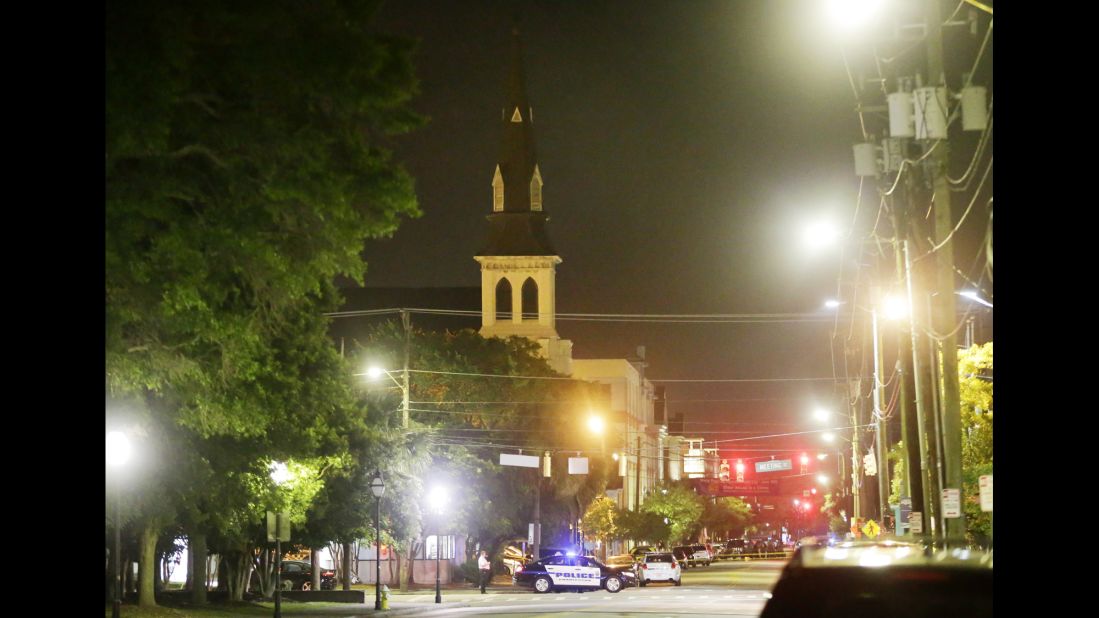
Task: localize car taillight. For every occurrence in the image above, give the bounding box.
[641,564,647,569]
[322,570,335,577]
[672,561,678,569]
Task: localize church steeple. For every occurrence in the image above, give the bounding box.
[474,29,571,375]
[477,28,555,256]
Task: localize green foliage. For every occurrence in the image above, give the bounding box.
[581,495,619,542]
[638,483,704,545]
[105,0,426,597]
[958,343,993,546]
[887,440,906,508]
[700,497,753,539]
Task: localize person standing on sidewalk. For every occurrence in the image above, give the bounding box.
[478,550,491,594]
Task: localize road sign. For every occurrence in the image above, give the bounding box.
[267,511,291,542]
[899,497,912,523]
[755,459,792,473]
[691,478,779,496]
[568,457,589,474]
[979,475,993,512]
[500,453,539,468]
[941,489,961,518]
[909,512,923,533]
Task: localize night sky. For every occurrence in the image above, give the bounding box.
[352,0,984,461]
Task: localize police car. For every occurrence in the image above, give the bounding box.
[513,553,634,593]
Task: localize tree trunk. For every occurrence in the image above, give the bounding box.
[342,541,352,590]
[184,543,193,591]
[311,548,320,591]
[138,519,160,607]
[190,532,208,605]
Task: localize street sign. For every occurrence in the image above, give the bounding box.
[899,497,912,524]
[941,489,961,518]
[500,453,540,468]
[909,512,923,533]
[691,478,779,496]
[568,457,589,474]
[979,475,993,512]
[755,459,792,473]
[267,511,291,542]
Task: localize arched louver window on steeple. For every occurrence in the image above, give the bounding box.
[521,277,539,319]
[530,165,543,211]
[495,277,512,320]
[492,165,504,212]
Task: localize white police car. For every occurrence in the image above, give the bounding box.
[513,553,633,593]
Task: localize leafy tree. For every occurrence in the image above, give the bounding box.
[106,0,424,606]
[581,496,619,558]
[959,343,993,547]
[638,483,704,545]
[699,497,753,540]
[617,509,672,548]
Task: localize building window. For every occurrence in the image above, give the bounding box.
[496,278,512,320]
[421,535,455,560]
[530,166,543,211]
[493,165,504,212]
[521,277,538,319]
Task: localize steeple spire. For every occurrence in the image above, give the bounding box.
[478,27,554,256]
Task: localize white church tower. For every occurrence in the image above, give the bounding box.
[475,29,572,374]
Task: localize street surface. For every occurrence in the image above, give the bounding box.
[369,559,785,617]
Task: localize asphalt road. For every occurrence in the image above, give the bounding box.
[375,558,787,617]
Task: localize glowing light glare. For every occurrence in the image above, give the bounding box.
[612,452,620,461]
[106,431,132,467]
[882,295,909,320]
[270,461,291,485]
[735,461,745,473]
[366,366,385,379]
[822,432,836,442]
[813,408,830,423]
[824,0,886,32]
[817,453,828,460]
[427,485,448,513]
[587,415,605,435]
[801,219,841,251]
[817,474,830,485]
[858,547,893,568]
[824,299,841,309]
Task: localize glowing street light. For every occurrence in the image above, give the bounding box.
[824,299,842,309]
[107,430,131,618]
[813,407,831,423]
[817,474,830,486]
[881,294,909,321]
[587,415,605,435]
[801,219,842,251]
[370,473,385,610]
[822,432,836,443]
[823,0,886,33]
[427,486,449,604]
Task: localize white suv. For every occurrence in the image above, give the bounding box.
[639,553,682,586]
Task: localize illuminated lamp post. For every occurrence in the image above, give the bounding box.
[427,486,448,604]
[106,431,132,618]
[370,473,385,610]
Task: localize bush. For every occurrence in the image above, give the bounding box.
[456,558,480,584]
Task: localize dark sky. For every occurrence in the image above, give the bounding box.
[355,0,980,459]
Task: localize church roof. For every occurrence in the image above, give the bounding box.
[476,211,556,256]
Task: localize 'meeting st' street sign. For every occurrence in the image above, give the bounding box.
[755,459,792,473]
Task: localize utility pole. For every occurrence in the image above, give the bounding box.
[924,0,966,547]
[401,309,411,429]
[871,307,890,524]
[890,190,922,533]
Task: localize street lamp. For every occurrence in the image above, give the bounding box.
[370,473,385,611]
[106,430,131,618]
[364,364,411,429]
[427,486,448,604]
[270,462,291,618]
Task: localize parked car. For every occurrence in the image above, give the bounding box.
[672,546,693,569]
[638,552,682,586]
[251,560,337,592]
[513,554,634,593]
[719,539,746,559]
[761,541,992,618]
[689,544,712,566]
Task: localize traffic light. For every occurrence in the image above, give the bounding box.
[735,459,745,482]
